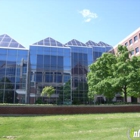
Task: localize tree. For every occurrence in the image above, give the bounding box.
[87,45,140,103]
[41,86,55,103]
[113,45,140,102]
[87,52,117,102]
[58,80,71,104]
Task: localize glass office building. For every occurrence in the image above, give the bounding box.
[29,38,71,104]
[0,34,29,103]
[0,34,112,104]
[29,38,112,104]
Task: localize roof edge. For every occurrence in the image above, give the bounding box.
[113,27,140,48]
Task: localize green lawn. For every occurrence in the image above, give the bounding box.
[0,113,139,140]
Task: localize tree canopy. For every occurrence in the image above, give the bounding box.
[41,86,55,97]
[87,45,140,103]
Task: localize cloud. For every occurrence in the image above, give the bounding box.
[85,18,91,22]
[79,9,98,22]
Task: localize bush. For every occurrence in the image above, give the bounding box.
[35,98,44,104]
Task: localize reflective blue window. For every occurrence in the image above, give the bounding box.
[15,77,20,83]
[35,72,42,82]
[51,56,56,67]
[38,47,44,54]
[17,55,27,62]
[63,73,70,83]
[7,56,17,61]
[8,49,17,55]
[51,47,57,52]
[64,57,70,67]
[30,55,36,65]
[18,50,28,56]
[44,47,50,52]
[63,49,70,55]
[37,55,43,69]
[51,51,57,55]
[0,49,7,54]
[0,55,6,61]
[30,46,37,54]
[44,55,50,70]
[55,72,62,83]
[58,48,63,53]
[45,72,53,82]
[82,48,87,53]
[31,65,36,69]
[58,56,63,70]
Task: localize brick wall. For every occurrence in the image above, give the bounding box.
[0,105,140,115]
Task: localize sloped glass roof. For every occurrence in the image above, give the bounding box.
[65,39,86,46]
[86,40,112,47]
[86,40,99,46]
[98,41,111,46]
[0,34,25,48]
[33,37,64,47]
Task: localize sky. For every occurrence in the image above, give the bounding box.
[0,0,140,48]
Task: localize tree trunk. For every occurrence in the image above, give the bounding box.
[124,85,127,103]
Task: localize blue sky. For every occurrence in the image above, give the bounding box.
[0,0,140,48]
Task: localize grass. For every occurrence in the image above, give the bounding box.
[0,113,140,140]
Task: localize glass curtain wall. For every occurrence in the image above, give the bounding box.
[0,48,28,103]
[70,46,93,104]
[93,46,106,62]
[93,46,113,62]
[29,46,71,104]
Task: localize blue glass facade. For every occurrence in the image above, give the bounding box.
[0,35,112,104]
[29,45,71,103]
[0,48,28,103]
[70,46,93,104]
[92,46,112,62]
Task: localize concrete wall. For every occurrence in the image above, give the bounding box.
[0,105,140,115]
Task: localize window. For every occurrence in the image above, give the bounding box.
[130,50,134,55]
[135,47,139,53]
[63,73,70,83]
[45,72,53,82]
[125,42,128,46]
[134,36,138,42]
[129,39,133,45]
[54,72,62,83]
[35,72,42,82]
[37,55,43,69]
[44,55,50,70]
[57,56,63,70]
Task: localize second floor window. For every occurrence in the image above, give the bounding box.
[130,50,134,55]
[125,42,128,46]
[129,39,133,45]
[135,47,139,53]
[134,36,138,42]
